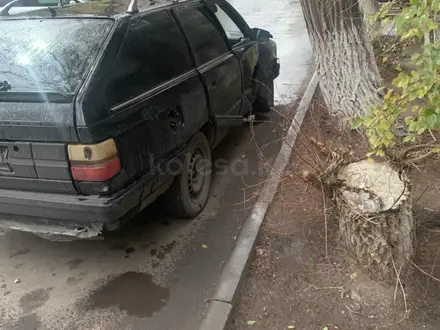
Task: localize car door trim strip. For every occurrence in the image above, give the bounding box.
[110,69,198,112]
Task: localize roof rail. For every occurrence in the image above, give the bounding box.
[0,0,20,16]
[126,0,138,14]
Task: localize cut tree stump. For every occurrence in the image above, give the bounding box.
[336,160,413,281]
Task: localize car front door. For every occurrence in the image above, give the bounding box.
[207,1,259,115]
[174,3,243,117]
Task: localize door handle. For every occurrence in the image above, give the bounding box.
[168,107,183,130]
[168,110,178,129]
[211,80,217,88]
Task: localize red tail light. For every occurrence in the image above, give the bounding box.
[68,139,121,182]
[71,157,121,182]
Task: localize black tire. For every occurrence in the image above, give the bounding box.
[253,79,274,114]
[161,133,212,218]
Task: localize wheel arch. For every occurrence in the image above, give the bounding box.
[200,119,216,148]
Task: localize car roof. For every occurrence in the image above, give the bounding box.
[1,0,197,19]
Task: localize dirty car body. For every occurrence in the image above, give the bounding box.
[0,0,279,239]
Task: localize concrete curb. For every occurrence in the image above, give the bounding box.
[198,72,319,330]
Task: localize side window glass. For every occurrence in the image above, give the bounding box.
[212,4,244,45]
[175,5,229,65]
[108,10,192,107]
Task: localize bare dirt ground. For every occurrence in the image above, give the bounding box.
[229,87,440,329]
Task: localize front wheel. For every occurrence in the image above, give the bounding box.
[161,133,212,218]
[253,79,274,121]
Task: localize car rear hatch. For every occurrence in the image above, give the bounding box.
[0,17,114,194]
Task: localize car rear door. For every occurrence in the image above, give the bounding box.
[173,3,243,117]
[76,10,208,195]
[207,1,259,115]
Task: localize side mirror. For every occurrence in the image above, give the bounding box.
[252,28,273,40]
[207,3,217,13]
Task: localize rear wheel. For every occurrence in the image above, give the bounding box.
[162,133,212,218]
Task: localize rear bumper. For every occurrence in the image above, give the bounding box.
[0,174,172,239]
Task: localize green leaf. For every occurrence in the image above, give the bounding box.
[376,150,385,157]
[247,321,257,325]
[412,53,422,61]
[402,29,417,40]
[425,113,437,128]
[351,118,363,129]
[423,108,435,116]
[379,120,391,131]
[364,2,440,155]
[427,19,438,31]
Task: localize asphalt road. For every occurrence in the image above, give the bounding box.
[0,1,312,329]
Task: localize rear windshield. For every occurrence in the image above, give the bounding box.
[0,18,113,96]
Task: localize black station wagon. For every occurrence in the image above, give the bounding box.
[0,0,280,239]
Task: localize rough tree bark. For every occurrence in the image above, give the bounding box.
[299,0,382,118]
[358,0,380,40]
[359,0,379,17]
[336,161,413,281]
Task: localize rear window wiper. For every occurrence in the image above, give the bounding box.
[0,80,11,92]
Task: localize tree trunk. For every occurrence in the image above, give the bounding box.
[299,0,381,119]
[359,0,380,40]
[359,0,379,16]
[336,160,414,281]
